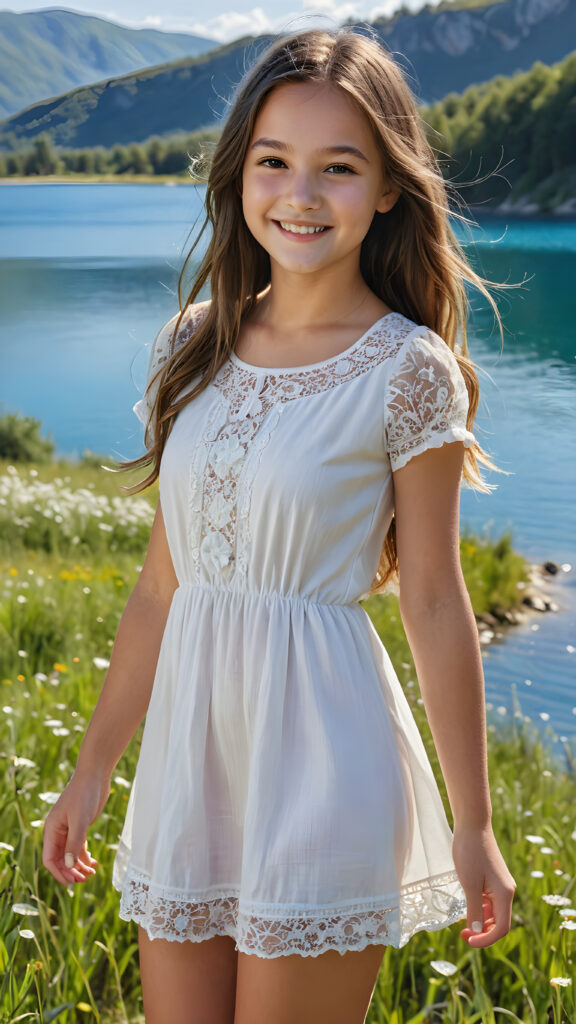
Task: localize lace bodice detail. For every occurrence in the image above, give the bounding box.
[133,305,475,586]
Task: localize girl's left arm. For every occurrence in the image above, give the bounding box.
[393,440,516,948]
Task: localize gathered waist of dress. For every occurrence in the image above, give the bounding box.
[174,580,362,609]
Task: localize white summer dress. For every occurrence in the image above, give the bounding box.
[112,301,475,957]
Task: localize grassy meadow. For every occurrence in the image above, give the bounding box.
[0,456,574,1024]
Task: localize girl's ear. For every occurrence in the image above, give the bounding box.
[376,188,400,214]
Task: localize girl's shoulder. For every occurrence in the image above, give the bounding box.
[380,316,460,370]
[381,320,475,473]
[175,299,211,347]
[379,317,467,398]
[133,301,212,447]
[147,300,211,363]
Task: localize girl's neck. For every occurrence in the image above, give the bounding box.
[253,267,381,333]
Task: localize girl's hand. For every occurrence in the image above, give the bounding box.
[42,770,112,886]
[452,823,516,947]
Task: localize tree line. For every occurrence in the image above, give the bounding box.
[0,130,220,180]
[1,52,574,208]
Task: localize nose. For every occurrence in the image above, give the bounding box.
[285,169,321,212]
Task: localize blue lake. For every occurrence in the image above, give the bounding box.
[1,183,575,744]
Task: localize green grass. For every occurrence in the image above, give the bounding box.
[0,457,574,1023]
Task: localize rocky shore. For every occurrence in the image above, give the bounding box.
[469,196,576,220]
[476,559,572,647]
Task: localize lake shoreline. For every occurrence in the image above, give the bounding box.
[1,177,575,220]
[475,560,572,649]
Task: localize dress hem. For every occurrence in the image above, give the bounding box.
[112,864,467,955]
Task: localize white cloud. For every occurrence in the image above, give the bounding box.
[81,0,429,44]
[93,5,278,41]
[367,1,399,16]
[188,7,277,42]
[301,0,358,19]
[188,7,355,42]
[369,0,434,16]
[188,0,426,42]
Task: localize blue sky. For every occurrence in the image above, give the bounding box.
[8,0,430,42]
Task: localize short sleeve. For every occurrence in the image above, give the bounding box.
[133,302,210,448]
[384,327,477,473]
[133,315,179,449]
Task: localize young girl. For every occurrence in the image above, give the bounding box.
[42,28,516,1024]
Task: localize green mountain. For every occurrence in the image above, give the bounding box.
[0,0,575,152]
[0,36,269,151]
[0,7,217,120]
[425,51,576,212]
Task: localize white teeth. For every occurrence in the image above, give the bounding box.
[279,222,327,234]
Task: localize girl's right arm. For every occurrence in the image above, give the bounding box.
[42,498,179,886]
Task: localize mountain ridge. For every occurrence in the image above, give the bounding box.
[369,0,574,99]
[0,0,574,151]
[0,7,218,119]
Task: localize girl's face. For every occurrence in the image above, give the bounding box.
[241,81,399,280]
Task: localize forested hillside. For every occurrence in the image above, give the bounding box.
[1,0,575,152]
[0,8,217,120]
[2,51,574,213]
[425,52,576,210]
[0,36,267,152]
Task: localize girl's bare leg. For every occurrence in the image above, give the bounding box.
[137,925,238,1024]
[234,943,386,1024]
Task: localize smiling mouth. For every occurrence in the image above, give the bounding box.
[276,221,331,235]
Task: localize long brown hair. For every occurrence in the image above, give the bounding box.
[114,27,515,596]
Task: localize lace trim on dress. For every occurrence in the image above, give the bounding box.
[188,311,417,585]
[384,328,476,473]
[117,866,466,956]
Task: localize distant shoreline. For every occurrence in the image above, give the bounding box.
[2,177,575,219]
[0,176,200,186]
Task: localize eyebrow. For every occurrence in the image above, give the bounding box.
[250,137,369,162]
